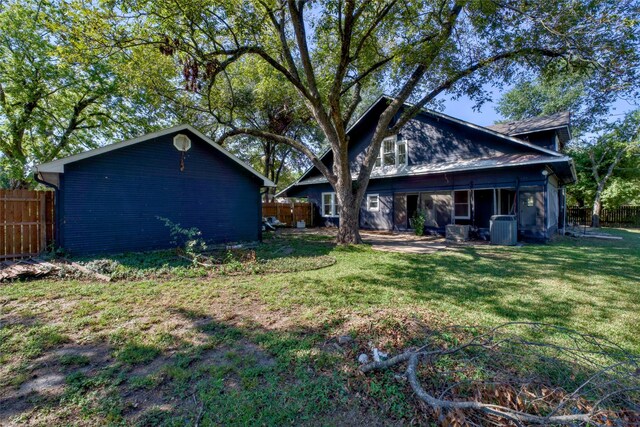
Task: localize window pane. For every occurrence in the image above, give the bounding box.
[382,139,395,166]
[454,191,468,203]
[368,195,379,210]
[397,142,406,164]
[384,139,395,152]
[323,193,333,216]
[455,204,468,217]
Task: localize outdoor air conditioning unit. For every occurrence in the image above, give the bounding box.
[490,215,517,245]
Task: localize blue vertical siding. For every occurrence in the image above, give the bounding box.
[59,130,262,254]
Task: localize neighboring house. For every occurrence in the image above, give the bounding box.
[34,125,274,255]
[278,97,576,240]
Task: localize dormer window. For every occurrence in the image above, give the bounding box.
[375,136,408,168]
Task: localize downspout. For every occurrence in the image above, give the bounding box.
[33,171,60,250]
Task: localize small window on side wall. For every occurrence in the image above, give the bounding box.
[454,190,470,219]
[322,192,339,217]
[367,194,380,211]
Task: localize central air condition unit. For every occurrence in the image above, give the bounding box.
[490,215,517,245]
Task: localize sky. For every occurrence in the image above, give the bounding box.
[440,94,504,127]
[438,86,639,128]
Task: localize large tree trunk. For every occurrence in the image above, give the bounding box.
[335,185,362,244]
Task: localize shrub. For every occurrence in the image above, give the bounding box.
[412,210,426,236]
[157,216,207,257]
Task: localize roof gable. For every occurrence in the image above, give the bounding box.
[35,124,275,187]
[289,96,563,186]
[488,111,572,143]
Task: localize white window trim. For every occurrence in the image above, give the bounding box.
[367,194,380,212]
[321,192,339,217]
[374,136,408,168]
[453,190,471,219]
[396,139,408,166]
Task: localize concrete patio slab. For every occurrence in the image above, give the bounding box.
[360,231,448,254]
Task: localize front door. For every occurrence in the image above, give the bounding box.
[394,194,407,230]
[474,189,494,228]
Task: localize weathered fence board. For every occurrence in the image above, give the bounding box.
[262,202,313,227]
[567,205,640,228]
[0,190,55,259]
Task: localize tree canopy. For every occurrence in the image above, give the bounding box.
[124,0,639,242]
[496,67,640,217]
[2,0,638,239]
[0,0,166,187]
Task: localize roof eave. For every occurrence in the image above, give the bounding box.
[34,124,275,187]
[290,156,574,187]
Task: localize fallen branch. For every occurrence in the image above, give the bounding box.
[359,322,639,426]
[405,352,592,425]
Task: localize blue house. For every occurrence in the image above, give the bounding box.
[279,97,576,240]
[35,125,275,255]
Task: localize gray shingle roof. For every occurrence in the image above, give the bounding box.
[488,111,571,142]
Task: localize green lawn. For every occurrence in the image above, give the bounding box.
[1,229,638,425]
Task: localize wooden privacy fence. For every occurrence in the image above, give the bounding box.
[567,205,640,228]
[1,190,55,260]
[263,202,313,226]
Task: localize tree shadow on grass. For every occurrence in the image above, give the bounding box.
[0,307,371,426]
[2,301,637,425]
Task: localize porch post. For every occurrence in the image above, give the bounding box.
[493,188,497,215]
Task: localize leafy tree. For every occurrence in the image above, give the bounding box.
[126,0,638,243]
[495,68,615,135]
[0,0,163,188]
[601,177,640,207]
[572,112,640,226]
[497,69,640,226]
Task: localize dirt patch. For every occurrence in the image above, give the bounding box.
[0,343,113,425]
[197,339,276,369]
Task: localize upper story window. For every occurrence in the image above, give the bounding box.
[375,136,408,168]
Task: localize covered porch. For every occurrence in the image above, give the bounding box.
[392,184,564,240]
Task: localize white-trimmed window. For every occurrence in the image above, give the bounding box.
[454,190,470,219]
[397,140,407,165]
[322,192,339,217]
[367,194,380,211]
[374,136,408,168]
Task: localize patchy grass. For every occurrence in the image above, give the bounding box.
[0,229,638,425]
[74,234,336,280]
